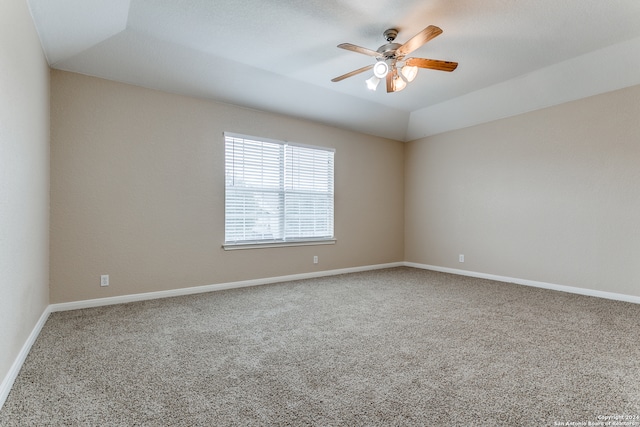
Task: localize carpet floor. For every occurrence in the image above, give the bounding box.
[1,267,639,426]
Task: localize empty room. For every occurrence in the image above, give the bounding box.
[2,0,640,425]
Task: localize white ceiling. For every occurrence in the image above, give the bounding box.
[28,0,640,141]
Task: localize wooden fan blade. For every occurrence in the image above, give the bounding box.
[386,71,394,93]
[331,64,374,82]
[337,43,381,58]
[396,25,443,57]
[405,57,458,72]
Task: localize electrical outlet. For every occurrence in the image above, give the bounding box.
[459,254,464,263]
[313,256,318,264]
[100,275,109,287]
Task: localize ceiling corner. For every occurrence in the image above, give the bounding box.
[28,0,131,65]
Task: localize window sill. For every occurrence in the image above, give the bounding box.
[222,239,336,251]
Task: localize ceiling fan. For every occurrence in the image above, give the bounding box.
[331,25,458,93]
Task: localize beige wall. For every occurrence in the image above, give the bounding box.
[50,70,640,303]
[405,84,640,297]
[50,70,404,303]
[0,0,50,390]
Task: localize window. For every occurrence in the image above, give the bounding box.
[224,132,335,248]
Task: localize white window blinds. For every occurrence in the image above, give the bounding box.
[224,133,334,246]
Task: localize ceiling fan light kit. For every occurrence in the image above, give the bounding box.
[373,61,389,78]
[401,65,418,82]
[366,75,381,90]
[332,25,458,93]
[393,73,407,92]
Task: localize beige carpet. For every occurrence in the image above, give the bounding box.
[1,267,639,426]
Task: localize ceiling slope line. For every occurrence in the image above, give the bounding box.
[407,35,640,141]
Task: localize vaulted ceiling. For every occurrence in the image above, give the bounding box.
[28,0,640,141]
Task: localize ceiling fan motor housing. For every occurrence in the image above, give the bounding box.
[379,28,403,60]
[377,42,402,59]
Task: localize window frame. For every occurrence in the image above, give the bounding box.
[222,132,336,250]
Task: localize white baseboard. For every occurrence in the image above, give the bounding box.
[0,306,52,410]
[2,262,403,411]
[4,260,636,412]
[49,262,405,313]
[404,262,640,304]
